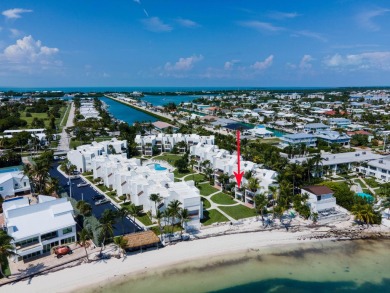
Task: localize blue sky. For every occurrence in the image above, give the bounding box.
[1,0,390,87]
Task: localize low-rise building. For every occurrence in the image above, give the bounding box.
[359,156,390,182]
[328,118,351,129]
[0,171,30,199]
[315,130,351,146]
[3,195,76,261]
[280,133,317,148]
[301,185,336,213]
[304,123,330,133]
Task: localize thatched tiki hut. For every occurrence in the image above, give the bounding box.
[123,231,160,252]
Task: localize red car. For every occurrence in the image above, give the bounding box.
[54,246,72,257]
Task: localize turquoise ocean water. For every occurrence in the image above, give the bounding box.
[85,240,390,293]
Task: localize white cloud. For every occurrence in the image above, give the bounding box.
[299,55,314,69]
[292,30,327,42]
[0,35,60,72]
[9,28,22,38]
[2,8,32,19]
[133,0,141,4]
[268,11,301,19]
[323,52,390,70]
[357,8,390,31]
[251,55,274,70]
[164,55,203,71]
[224,60,240,70]
[239,21,284,32]
[141,17,172,32]
[176,18,200,28]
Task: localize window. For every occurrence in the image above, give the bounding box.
[0,187,3,191]
[15,237,39,247]
[22,251,41,260]
[62,227,73,235]
[41,231,58,241]
[24,182,27,187]
[43,241,59,253]
[61,236,75,244]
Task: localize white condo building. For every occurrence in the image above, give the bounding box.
[3,195,76,261]
[90,152,203,230]
[135,133,215,156]
[67,138,127,172]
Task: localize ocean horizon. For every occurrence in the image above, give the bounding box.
[2,86,389,93]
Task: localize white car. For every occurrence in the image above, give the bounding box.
[77,182,89,188]
[95,198,110,206]
[70,175,80,180]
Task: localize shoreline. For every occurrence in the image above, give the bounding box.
[3,226,389,293]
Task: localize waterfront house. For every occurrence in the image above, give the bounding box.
[3,195,76,261]
[304,123,330,134]
[315,130,351,146]
[248,125,274,138]
[280,133,317,148]
[301,185,336,213]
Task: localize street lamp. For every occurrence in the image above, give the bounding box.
[67,162,72,198]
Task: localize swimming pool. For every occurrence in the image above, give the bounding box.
[0,166,22,174]
[356,192,374,202]
[154,164,167,171]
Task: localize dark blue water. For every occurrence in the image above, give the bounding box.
[142,95,201,106]
[212,278,390,293]
[99,96,157,125]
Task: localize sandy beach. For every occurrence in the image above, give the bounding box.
[1,229,325,293]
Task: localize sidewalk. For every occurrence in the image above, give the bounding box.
[57,102,75,152]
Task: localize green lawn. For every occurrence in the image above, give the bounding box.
[61,103,72,127]
[96,184,108,193]
[155,154,183,164]
[201,209,229,226]
[219,205,256,220]
[364,177,381,189]
[202,197,211,209]
[211,192,236,205]
[136,213,153,226]
[20,111,49,127]
[184,173,206,183]
[174,168,195,178]
[198,183,219,196]
[150,224,182,235]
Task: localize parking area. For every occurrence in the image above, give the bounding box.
[50,161,142,236]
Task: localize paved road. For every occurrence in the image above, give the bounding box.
[50,161,142,236]
[57,102,75,152]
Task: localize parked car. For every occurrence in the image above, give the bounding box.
[70,175,80,180]
[77,182,89,188]
[53,245,72,258]
[92,194,105,201]
[95,198,110,206]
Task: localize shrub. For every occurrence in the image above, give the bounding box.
[25,112,32,117]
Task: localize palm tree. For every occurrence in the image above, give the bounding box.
[218,172,230,191]
[45,177,59,196]
[0,231,16,278]
[361,204,375,228]
[254,193,268,224]
[179,208,190,236]
[155,210,164,237]
[128,204,139,233]
[351,204,365,226]
[77,228,91,262]
[113,236,128,258]
[204,167,214,184]
[76,200,92,217]
[149,193,162,216]
[247,177,260,193]
[163,209,172,237]
[98,210,117,254]
[168,200,182,233]
[269,185,279,219]
[311,153,323,178]
[117,207,130,235]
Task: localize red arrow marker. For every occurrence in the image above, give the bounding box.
[233,130,244,188]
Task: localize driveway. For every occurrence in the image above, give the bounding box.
[50,161,142,236]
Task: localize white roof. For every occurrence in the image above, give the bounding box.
[4,197,75,241]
